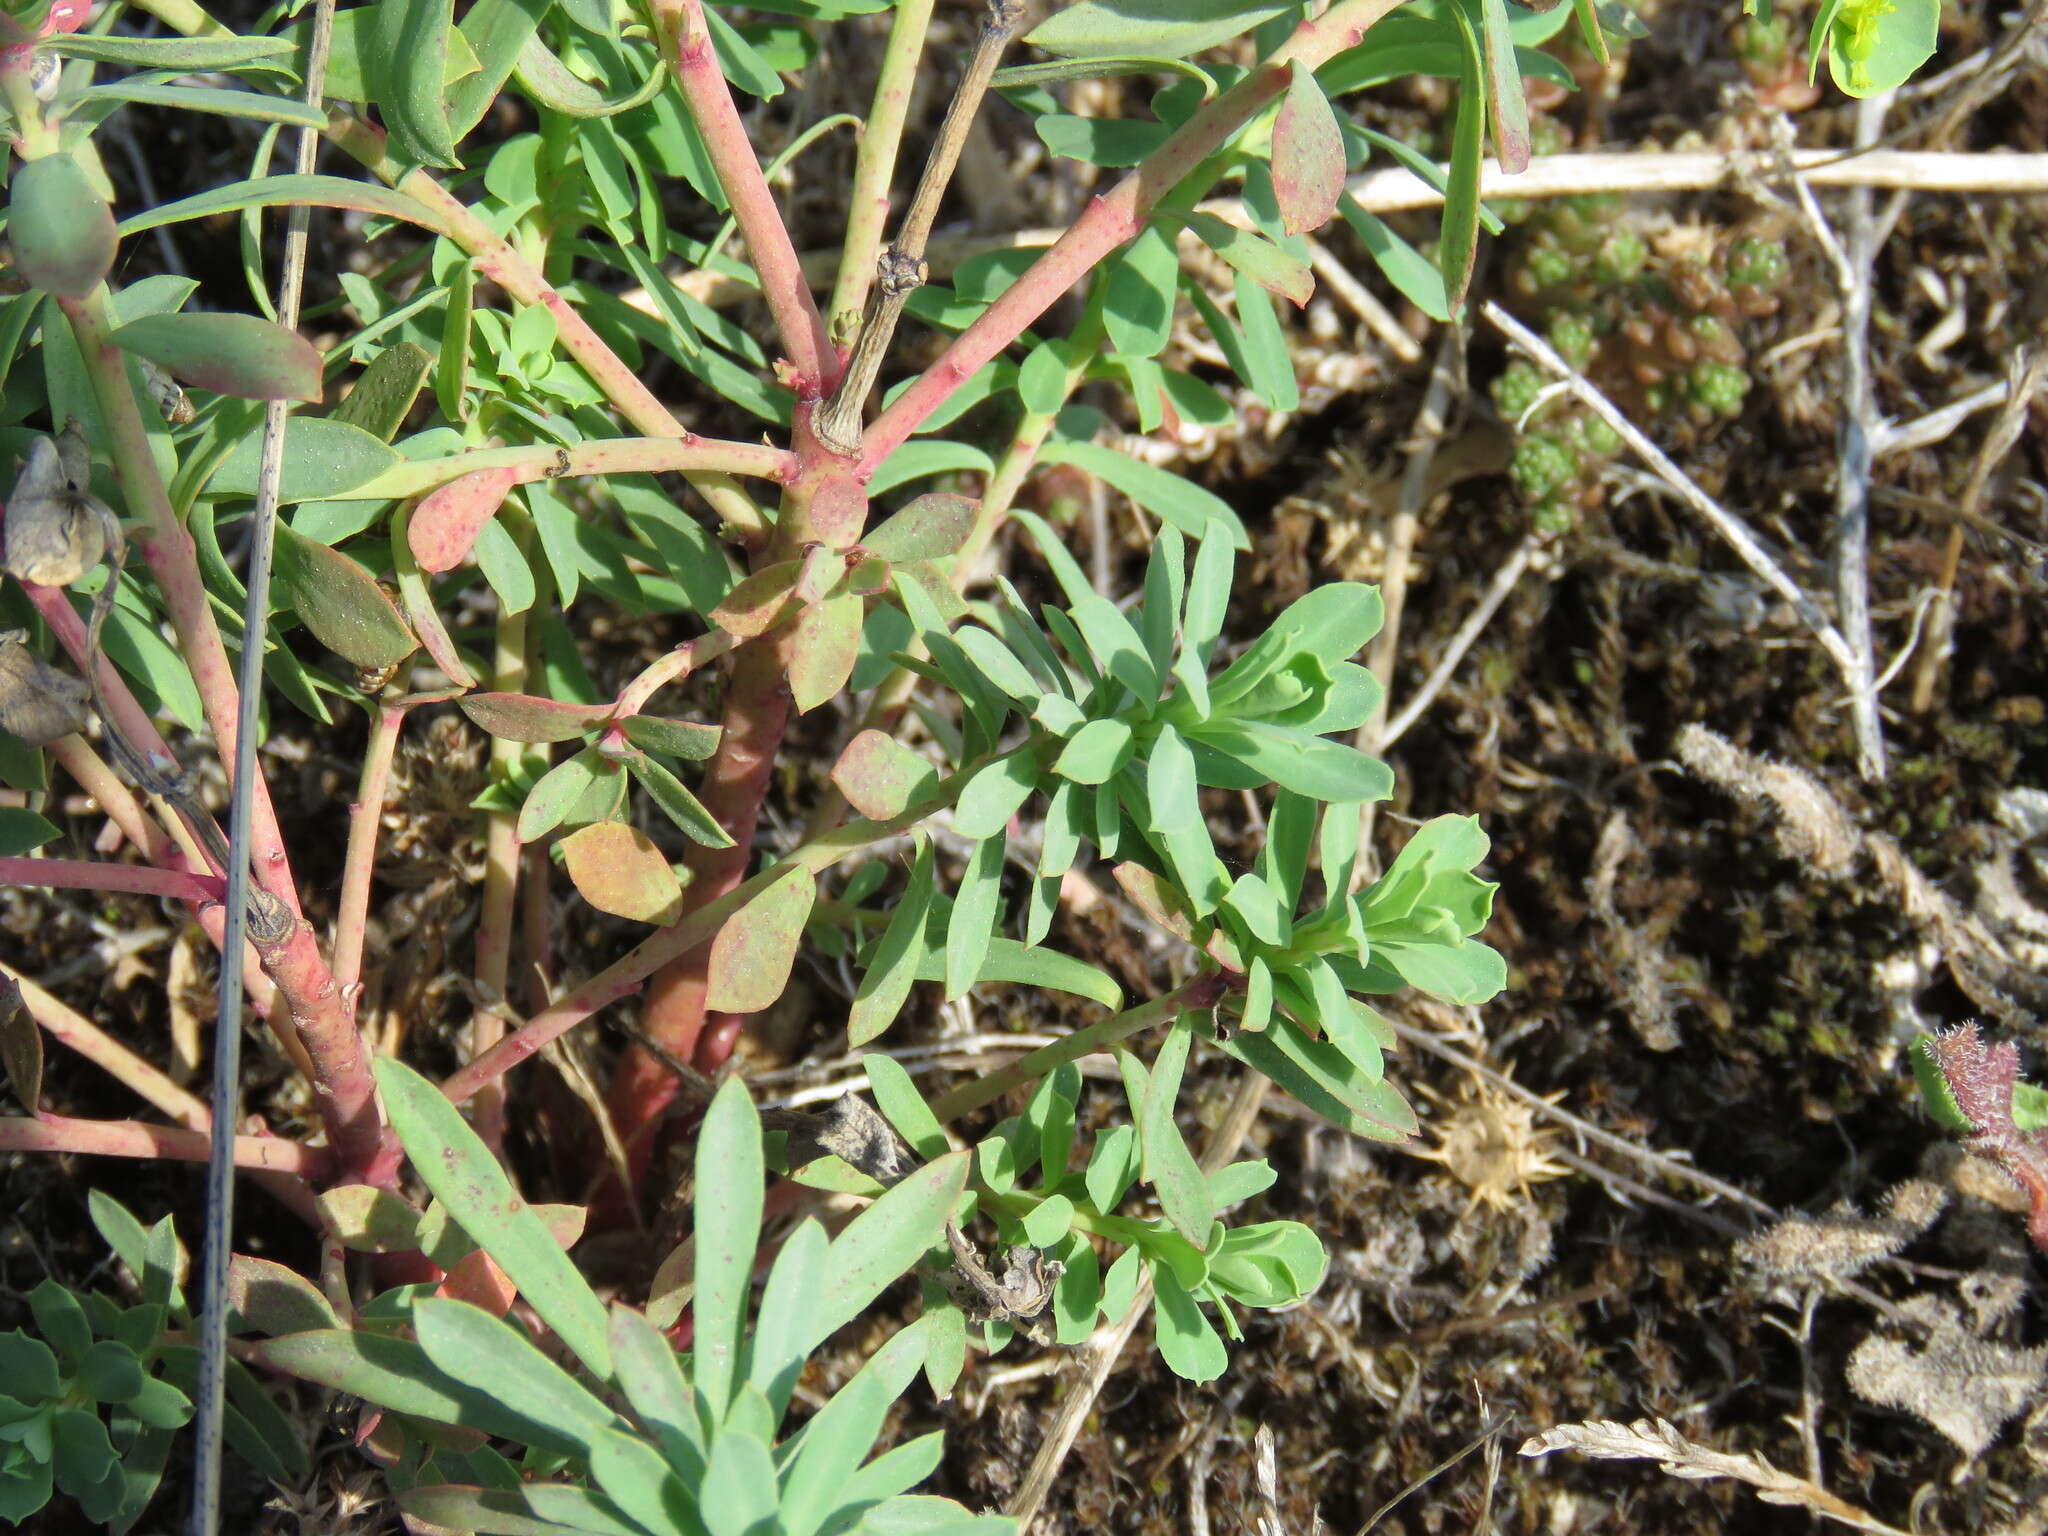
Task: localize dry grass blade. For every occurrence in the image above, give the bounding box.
[1519,1417,1912,1535]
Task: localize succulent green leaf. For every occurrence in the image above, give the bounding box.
[810,1152,969,1351]
[458,691,609,743]
[944,835,1005,1001]
[625,749,736,849]
[374,1057,613,1378]
[1140,1016,1215,1246]
[862,492,978,562]
[108,312,322,402]
[7,154,116,299]
[832,729,940,821]
[1151,1265,1226,1381]
[849,836,935,1048]
[516,747,599,842]
[954,749,1041,839]
[1026,0,1291,60]
[271,524,419,670]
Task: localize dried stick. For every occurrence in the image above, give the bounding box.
[815,0,1028,455]
[1482,303,1865,688]
[1907,348,2043,712]
[640,151,2048,314]
[1801,98,1894,781]
[1378,530,1542,751]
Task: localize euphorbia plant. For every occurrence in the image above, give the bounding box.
[3,0,1952,1522]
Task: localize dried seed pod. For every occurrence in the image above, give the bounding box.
[4,422,114,587]
[0,627,90,745]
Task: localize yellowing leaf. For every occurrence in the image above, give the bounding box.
[706,866,815,1013]
[559,822,684,924]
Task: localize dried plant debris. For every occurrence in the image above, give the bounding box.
[3,421,115,588]
[1676,724,2036,1018]
[0,971,38,1114]
[1847,1296,2048,1458]
[1586,809,1680,1051]
[1521,1417,1911,1535]
[940,1220,1062,1345]
[1736,1178,1947,1280]
[0,626,89,745]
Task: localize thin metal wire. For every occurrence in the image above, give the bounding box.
[188,3,334,1528]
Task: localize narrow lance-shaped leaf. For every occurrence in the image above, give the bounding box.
[849,836,934,1048]
[1271,62,1347,235]
[371,0,461,167]
[458,691,609,743]
[1440,5,1487,314]
[1476,0,1531,172]
[1181,213,1314,307]
[372,1057,613,1378]
[706,865,816,1013]
[1141,1014,1216,1246]
[624,750,734,848]
[692,1077,763,1424]
[1026,0,1292,60]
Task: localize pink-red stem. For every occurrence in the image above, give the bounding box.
[0,1113,333,1177]
[0,856,221,902]
[858,0,1404,471]
[653,0,835,396]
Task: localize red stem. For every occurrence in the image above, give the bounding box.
[652,0,835,396]
[0,856,220,902]
[858,0,1405,472]
[0,1113,334,1176]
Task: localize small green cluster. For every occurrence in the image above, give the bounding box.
[1494,189,1794,530]
[0,1194,304,1530]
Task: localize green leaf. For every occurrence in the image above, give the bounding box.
[780,1318,931,1536]
[608,1304,705,1478]
[618,714,721,760]
[118,174,459,243]
[863,492,977,561]
[849,836,935,1048]
[271,524,418,670]
[1141,1017,1215,1245]
[46,34,296,71]
[109,312,323,402]
[1180,212,1313,307]
[954,750,1041,840]
[624,750,736,849]
[954,626,1043,704]
[867,440,996,498]
[332,341,435,443]
[1151,1264,1226,1381]
[515,747,597,842]
[1475,0,1531,171]
[0,1329,60,1400]
[912,936,1122,1010]
[740,1217,826,1422]
[210,416,398,502]
[1146,726,1225,915]
[1084,1122,1140,1213]
[1338,195,1451,322]
[79,80,327,129]
[1271,62,1347,234]
[259,1330,587,1453]
[1827,0,1939,95]
[371,0,462,166]
[810,1153,969,1350]
[227,1254,340,1336]
[945,835,1005,1002]
[1026,0,1292,60]
[1037,440,1248,548]
[373,1057,613,1378]
[0,808,58,856]
[790,590,865,714]
[692,1077,764,1425]
[1220,1020,1417,1140]
[7,154,116,299]
[1053,714,1135,784]
[706,865,816,1013]
[587,1427,698,1536]
[863,1053,951,1161]
[1190,719,1393,802]
[702,1433,780,1536]
[398,1484,645,1536]
[1102,223,1180,361]
[458,691,608,743]
[412,1299,620,1453]
[1440,7,1486,314]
